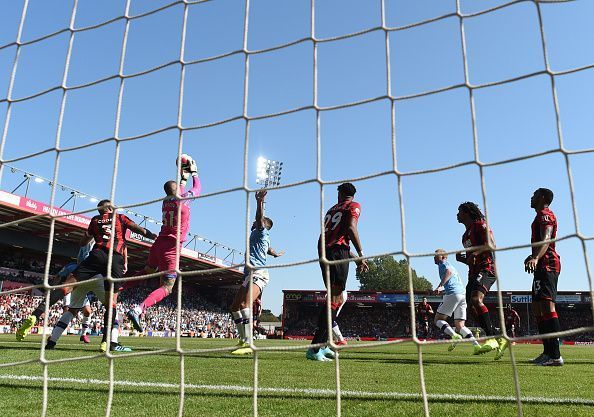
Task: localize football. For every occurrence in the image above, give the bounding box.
[177,153,194,172]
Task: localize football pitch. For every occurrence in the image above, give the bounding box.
[0,335,592,417]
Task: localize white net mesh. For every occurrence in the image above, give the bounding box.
[0,0,593,416]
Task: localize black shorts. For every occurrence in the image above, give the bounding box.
[320,246,350,292]
[532,269,559,302]
[466,270,497,302]
[74,248,125,284]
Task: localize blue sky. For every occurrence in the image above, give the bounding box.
[1,0,593,315]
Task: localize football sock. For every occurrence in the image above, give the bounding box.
[542,311,561,359]
[49,311,74,343]
[33,289,65,319]
[240,308,252,343]
[81,315,91,335]
[311,303,339,352]
[232,311,244,341]
[436,320,456,338]
[332,321,344,342]
[102,307,117,343]
[537,318,550,356]
[459,326,480,346]
[111,316,120,344]
[477,304,494,336]
[140,287,169,311]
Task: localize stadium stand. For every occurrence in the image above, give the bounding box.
[282,290,594,343]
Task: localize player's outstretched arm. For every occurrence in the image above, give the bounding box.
[267,247,285,258]
[255,190,267,229]
[127,219,157,241]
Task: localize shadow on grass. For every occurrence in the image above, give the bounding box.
[0,345,47,352]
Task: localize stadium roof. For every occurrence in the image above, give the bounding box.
[0,190,244,287]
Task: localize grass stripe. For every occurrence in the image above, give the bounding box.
[0,374,592,405]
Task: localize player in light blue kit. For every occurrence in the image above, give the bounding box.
[433,249,482,355]
[229,190,284,355]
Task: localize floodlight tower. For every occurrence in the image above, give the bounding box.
[256,156,283,189]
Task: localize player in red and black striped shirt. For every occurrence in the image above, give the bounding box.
[456,202,508,357]
[525,188,563,366]
[307,183,368,362]
[74,200,156,350]
[76,199,156,282]
[15,199,156,349]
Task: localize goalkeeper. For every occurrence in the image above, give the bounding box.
[127,155,201,332]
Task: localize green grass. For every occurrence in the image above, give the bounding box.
[0,335,592,417]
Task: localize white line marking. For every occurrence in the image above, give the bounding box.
[0,374,592,405]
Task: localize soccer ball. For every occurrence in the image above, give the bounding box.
[177,153,194,172]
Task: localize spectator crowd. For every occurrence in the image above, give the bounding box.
[283,304,594,342]
[0,287,238,339]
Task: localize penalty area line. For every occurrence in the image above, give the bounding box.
[0,374,593,405]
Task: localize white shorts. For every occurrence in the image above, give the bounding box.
[69,278,105,309]
[241,269,270,292]
[62,293,71,307]
[437,293,467,321]
[63,293,91,308]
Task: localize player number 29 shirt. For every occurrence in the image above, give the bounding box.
[323,200,361,248]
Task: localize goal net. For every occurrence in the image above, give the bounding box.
[0,1,593,416]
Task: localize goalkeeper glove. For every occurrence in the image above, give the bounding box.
[189,159,198,176]
[180,169,190,186]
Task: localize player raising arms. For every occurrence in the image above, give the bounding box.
[456,202,508,358]
[229,190,284,355]
[433,249,482,354]
[524,188,563,366]
[127,155,201,332]
[307,183,368,362]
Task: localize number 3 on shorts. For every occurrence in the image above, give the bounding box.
[533,280,541,293]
